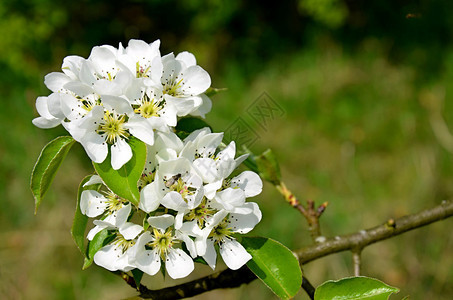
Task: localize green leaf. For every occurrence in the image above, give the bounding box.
[242,237,302,299]
[314,276,399,300]
[93,137,146,206]
[205,87,227,97]
[131,269,144,287]
[31,136,76,214]
[83,229,110,270]
[71,175,101,256]
[255,149,281,185]
[175,117,212,139]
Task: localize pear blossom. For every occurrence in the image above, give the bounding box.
[93,232,138,272]
[196,202,262,270]
[129,214,196,279]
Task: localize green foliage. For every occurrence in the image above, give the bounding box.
[93,137,147,206]
[175,117,212,139]
[131,269,144,287]
[83,229,110,270]
[299,0,348,28]
[242,237,302,299]
[71,175,102,256]
[30,136,76,213]
[314,276,399,300]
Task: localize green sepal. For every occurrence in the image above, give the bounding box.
[255,149,281,185]
[205,87,227,97]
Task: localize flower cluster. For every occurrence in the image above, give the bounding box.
[81,129,262,278]
[33,40,263,279]
[33,39,212,169]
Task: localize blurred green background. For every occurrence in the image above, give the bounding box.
[1,0,453,299]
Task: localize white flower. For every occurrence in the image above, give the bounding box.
[93,232,138,272]
[129,214,195,279]
[156,157,204,212]
[117,39,162,85]
[158,52,211,116]
[86,203,142,241]
[63,104,134,169]
[196,203,262,270]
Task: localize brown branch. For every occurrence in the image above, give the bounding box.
[134,200,453,299]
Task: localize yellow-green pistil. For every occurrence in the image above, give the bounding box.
[113,235,135,252]
[168,177,193,199]
[163,78,184,96]
[97,112,129,144]
[209,220,234,244]
[185,199,217,229]
[135,99,161,118]
[104,191,126,213]
[150,228,177,259]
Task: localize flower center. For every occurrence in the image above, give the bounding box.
[209,219,234,244]
[185,198,217,229]
[135,98,161,118]
[167,176,196,201]
[150,228,177,259]
[104,191,125,213]
[163,78,184,96]
[138,171,156,191]
[97,112,129,144]
[113,235,135,253]
[136,62,151,78]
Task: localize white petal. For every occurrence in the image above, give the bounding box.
[126,116,155,146]
[35,96,56,119]
[181,66,211,95]
[147,214,175,230]
[119,222,143,240]
[215,188,246,211]
[193,158,219,183]
[94,244,123,271]
[83,175,103,187]
[229,202,262,234]
[203,239,217,270]
[87,225,104,240]
[80,190,107,217]
[101,95,133,114]
[80,132,108,163]
[203,180,223,200]
[63,81,94,97]
[114,204,132,227]
[166,248,194,279]
[161,191,188,211]
[219,239,251,270]
[32,116,60,128]
[135,248,161,276]
[139,182,161,213]
[231,171,263,198]
[44,72,71,92]
[164,95,198,116]
[190,94,212,118]
[47,93,65,119]
[111,139,132,170]
[158,157,192,178]
[176,51,196,67]
[177,231,197,258]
